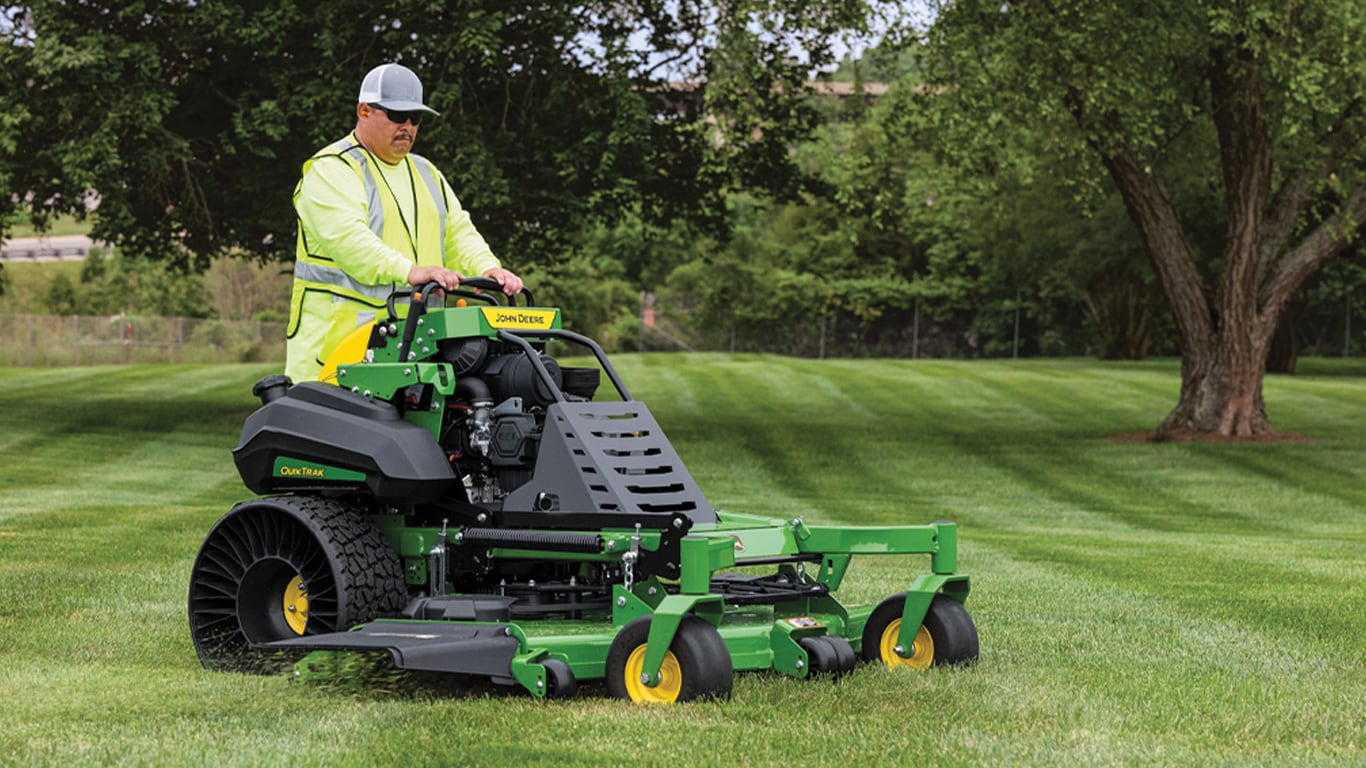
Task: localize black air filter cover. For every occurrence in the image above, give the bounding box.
[483,353,562,407]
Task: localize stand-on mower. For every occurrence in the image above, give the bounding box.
[188,278,978,701]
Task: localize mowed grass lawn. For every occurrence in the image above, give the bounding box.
[1,356,1363,767]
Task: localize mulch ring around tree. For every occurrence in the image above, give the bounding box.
[1106,429,1315,444]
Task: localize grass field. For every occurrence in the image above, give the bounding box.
[1,356,1363,766]
[5,214,92,239]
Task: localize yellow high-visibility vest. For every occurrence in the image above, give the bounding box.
[285,136,451,382]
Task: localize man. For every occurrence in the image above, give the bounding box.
[286,62,523,382]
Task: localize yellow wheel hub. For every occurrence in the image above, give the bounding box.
[282,574,309,635]
[623,645,683,703]
[880,618,933,670]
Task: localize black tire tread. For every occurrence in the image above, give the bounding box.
[799,635,840,678]
[188,495,407,673]
[860,592,979,667]
[606,615,733,702]
[541,658,578,700]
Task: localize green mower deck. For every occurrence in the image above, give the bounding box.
[189,279,978,702]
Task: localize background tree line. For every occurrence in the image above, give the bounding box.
[3,1,1364,435]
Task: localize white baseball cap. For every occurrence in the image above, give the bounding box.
[358,63,439,115]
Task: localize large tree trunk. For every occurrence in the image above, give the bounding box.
[1161,46,1277,436]
[1161,325,1273,436]
[1099,135,1284,436]
[1099,146,1279,436]
[1088,42,1366,437]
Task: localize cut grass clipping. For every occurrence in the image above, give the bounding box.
[0,357,1363,767]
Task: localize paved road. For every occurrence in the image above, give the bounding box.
[0,235,95,261]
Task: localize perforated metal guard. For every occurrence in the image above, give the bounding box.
[503,401,716,522]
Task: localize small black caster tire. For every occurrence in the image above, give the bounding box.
[541,658,578,700]
[799,635,841,678]
[825,634,857,677]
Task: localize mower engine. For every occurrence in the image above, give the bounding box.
[435,334,598,505]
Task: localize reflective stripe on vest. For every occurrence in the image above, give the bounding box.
[339,141,447,252]
[410,154,448,248]
[291,259,393,303]
[292,138,448,303]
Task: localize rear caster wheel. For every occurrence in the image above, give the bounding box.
[541,658,577,700]
[187,495,408,674]
[799,635,856,679]
[827,635,857,676]
[861,592,978,669]
[606,615,733,703]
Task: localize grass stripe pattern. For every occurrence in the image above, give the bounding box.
[0,358,1362,766]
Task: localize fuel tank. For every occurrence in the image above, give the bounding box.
[232,381,455,502]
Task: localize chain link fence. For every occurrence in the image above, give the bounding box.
[0,314,285,367]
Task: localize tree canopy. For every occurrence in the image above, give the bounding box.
[897,0,1366,434]
[0,1,877,266]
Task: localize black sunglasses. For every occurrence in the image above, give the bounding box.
[367,103,425,126]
